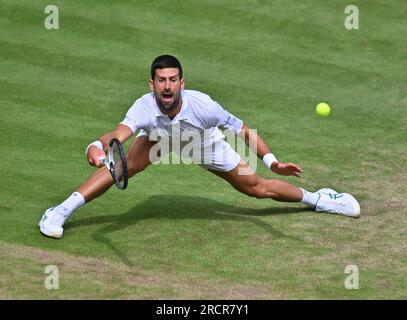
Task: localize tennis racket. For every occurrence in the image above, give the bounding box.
[98,138,128,190]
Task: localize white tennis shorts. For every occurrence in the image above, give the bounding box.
[137,129,241,172]
[197,139,241,172]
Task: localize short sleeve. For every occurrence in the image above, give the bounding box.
[212,101,243,134]
[120,115,138,133]
[136,129,148,137]
[120,99,145,133]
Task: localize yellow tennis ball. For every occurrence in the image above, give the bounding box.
[316,102,331,117]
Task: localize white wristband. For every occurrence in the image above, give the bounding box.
[85,140,103,155]
[263,153,278,169]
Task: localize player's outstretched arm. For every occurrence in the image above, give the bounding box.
[238,123,303,178]
[86,124,133,167]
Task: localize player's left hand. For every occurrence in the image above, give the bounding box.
[271,162,303,178]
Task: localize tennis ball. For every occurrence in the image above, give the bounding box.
[316,102,331,117]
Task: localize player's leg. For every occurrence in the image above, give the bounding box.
[39,136,157,238]
[208,160,303,202]
[209,160,360,217]
[203,141,360,217]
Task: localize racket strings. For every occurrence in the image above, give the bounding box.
[108,138,128,190]
[112,143,124,183]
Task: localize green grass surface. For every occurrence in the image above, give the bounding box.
[0,0,406,299]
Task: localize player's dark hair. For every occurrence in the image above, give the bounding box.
[151,55,183,80]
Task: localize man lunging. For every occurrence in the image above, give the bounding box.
[40,55,360,239]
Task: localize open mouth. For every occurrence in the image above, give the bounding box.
[161,93,174,104]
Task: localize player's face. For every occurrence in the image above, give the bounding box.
[150,68,184,113]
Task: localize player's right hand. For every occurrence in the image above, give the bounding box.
[87,145,106,167]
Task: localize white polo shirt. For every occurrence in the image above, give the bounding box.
[120,89,243,145]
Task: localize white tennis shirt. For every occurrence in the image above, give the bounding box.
[120,90,244,146]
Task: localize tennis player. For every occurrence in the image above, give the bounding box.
[39,55,360,238]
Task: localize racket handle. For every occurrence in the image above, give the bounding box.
[98,156,108,167]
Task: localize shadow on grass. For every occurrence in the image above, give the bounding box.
[65,195,309,266]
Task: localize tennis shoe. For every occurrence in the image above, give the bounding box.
[315,191,360,218]
[316,188,338,194]
[39,207,68,239]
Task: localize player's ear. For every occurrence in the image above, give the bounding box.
[149,79,154,92]
[180,78,185,90]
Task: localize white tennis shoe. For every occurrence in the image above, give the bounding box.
[317,188,338,194]
[315,190,360,218]
[39,207,68,238]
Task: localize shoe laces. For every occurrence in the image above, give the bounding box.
[50,207,69,226]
